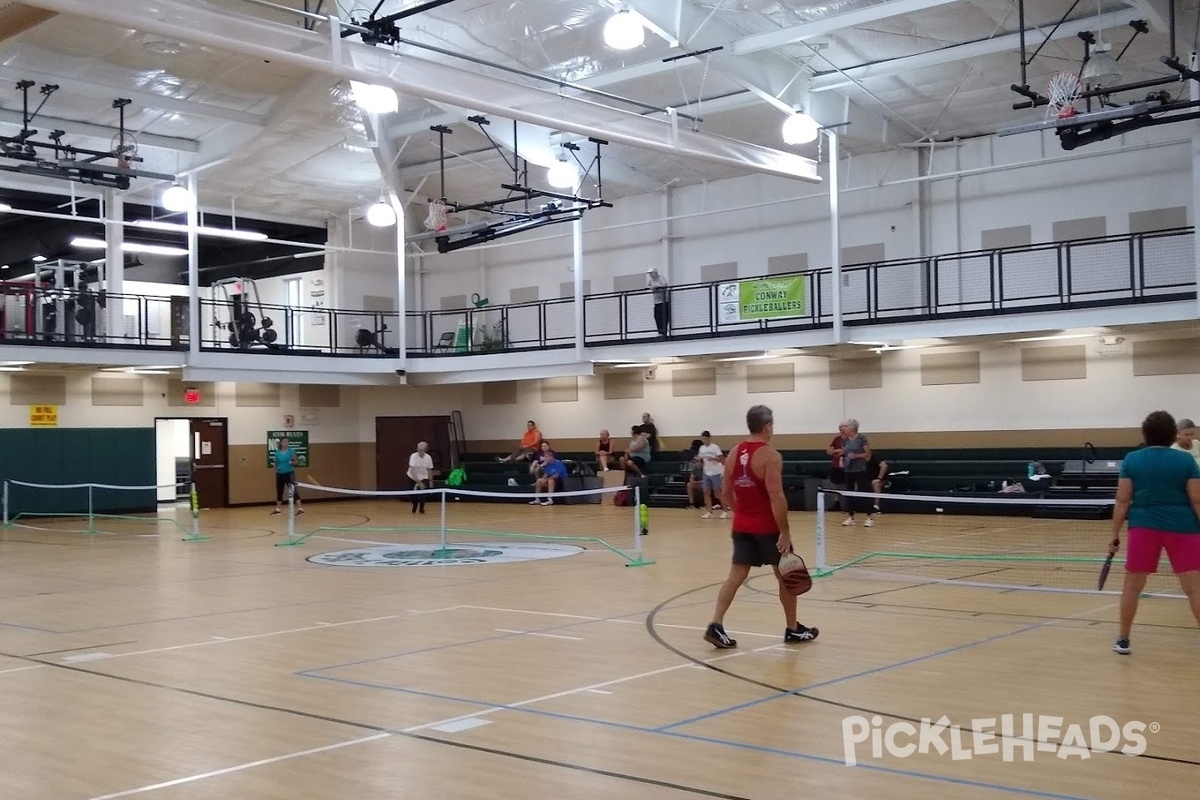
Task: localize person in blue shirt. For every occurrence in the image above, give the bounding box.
[271,437,304,516]
[531,452,569,506]
[1108,410,1200,655]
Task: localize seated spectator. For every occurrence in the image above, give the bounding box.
[640,412,660,455]
[869,456,889,515]
[620,425,651,477]
[530,440,555,475]
[531,451,569,506]
[497,420,542,463]
[596,430,614,472]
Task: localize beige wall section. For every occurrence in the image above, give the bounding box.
[228,442,370,505]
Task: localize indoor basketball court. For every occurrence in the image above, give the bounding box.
[0,496,1195,800]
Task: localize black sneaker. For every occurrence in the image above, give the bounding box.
[1113,637,1131,655]
[785,624,819,644]
[704,623,737,649]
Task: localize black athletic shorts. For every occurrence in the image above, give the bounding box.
[732,531,783,567]
[830,467,845,485]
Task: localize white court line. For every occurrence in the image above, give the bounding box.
[401,642,774,734]
[86,733,391,800]
[587,689,613,695]
[458,605,783,640]
[74,615,401,662]
[0,664,44,675]
[495,629,583,641]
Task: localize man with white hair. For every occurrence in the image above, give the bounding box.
[407,441,435,514]
[646,267,669,337]
[1173,418,1200,471]
[840,419,875,527]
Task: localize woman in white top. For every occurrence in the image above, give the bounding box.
[407,442,435,514]
[1173,418,1200,472]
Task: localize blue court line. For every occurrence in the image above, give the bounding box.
[654,620,1047,733]
[300,670,1099,800]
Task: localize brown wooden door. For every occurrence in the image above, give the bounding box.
[376,416,451,491]
[190,418,228,508]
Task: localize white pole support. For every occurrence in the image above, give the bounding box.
[287,484,295,543]
[816,489,827,573]
[439,487,449,552]
[88,483,94,533]
[3,481,8,527]
[633,484,641,554]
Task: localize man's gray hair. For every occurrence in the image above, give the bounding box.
[845,419,860,432]
[746,404,773,434]
[1179,419,1196,430]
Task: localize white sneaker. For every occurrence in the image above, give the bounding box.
[702,511,714,519]
[864,517,874,527]
[529,499,540,505]
[842,518,855,526]
[719,511,729,519]
[540,499,554,506]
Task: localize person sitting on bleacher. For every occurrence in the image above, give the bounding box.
[497,420,542,464]
[596,430,614,472]
[683,438,704,509]
[620,425,651,477]
[530,440,556,476]
[530,451,569,506]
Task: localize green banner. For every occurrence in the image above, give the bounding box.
[267,430,309,468]
[717,277,807,323]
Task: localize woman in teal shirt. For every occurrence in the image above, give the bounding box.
[1108,410,1200,654]
[272,438,304,516]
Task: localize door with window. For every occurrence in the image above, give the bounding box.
[190,418,228,508]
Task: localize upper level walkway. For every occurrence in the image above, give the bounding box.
[0,226,1194,381]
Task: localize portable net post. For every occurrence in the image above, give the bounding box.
[435,486,450,556]
[2,480,8,528]
[182,480,210,542]
[814,488,828,577]
[625,483,654,567]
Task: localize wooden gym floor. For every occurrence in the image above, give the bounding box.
[0,499,1197,800]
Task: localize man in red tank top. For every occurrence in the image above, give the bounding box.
[704,405,819,649]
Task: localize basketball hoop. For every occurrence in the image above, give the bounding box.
[1046,72,1081,121]
[110,132,138,170]
[425,198,449,232]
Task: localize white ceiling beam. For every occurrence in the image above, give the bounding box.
[732,0,965,56]
[0,110,200,152]
[0,66,266,127]
[20,0,819,183]
[811,9,1139,92]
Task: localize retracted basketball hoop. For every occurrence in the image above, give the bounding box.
[425,197,449,232]
[1046,72,1081,121]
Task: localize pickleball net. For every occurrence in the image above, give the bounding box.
[815,489,1184,599]
[3,479,207,540]
[279,481,653,566]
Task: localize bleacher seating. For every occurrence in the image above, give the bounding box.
[452,444,1132,510]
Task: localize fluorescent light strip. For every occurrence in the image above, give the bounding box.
[72,237,189,257]
[130,220,268,241]
[0,203,10,212]
[605,362,654,369]
[0,367,25,372]
[1008,333,1096,343]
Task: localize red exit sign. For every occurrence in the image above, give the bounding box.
[184,387,201,404]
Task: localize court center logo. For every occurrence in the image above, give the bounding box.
[841,714,1157,765]
[307,542,584,567]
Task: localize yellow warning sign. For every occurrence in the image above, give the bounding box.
[30,405,58,427]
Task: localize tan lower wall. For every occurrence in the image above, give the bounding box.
[466,428,1142,455]
[227,442,372,505]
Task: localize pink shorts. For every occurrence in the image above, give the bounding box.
[1125,527,1200,574]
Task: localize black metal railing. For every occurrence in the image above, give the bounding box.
[0,228,1193,359]
[0,284,185,350]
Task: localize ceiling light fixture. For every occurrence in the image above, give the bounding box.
[547,154,579,189]
[366,200,396,227]
[1083,41,1121,88]
[160,184,194,213]
[781,111,820,145]
[0,203,11,212]
[350,81,399,115]
[71,236,189,257]
[31,255,47,263]
[130,220,267,241]
[603,8,645,50]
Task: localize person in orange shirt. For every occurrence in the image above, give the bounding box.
[497,420,543,463]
